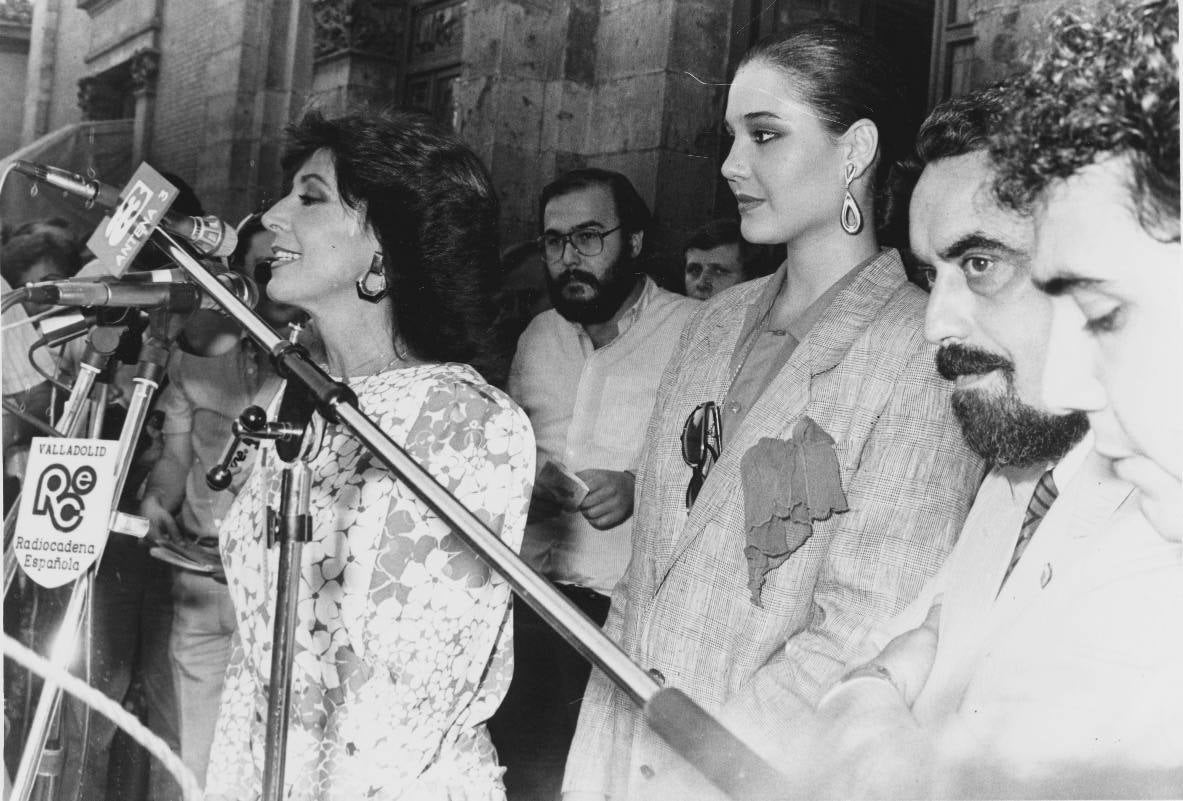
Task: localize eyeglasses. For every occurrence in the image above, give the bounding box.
[537,225,622,262]
[681,401,721,509]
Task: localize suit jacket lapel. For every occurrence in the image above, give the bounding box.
[913,467,1035,723]
[658,253,907,584]
[919,449,1135,722]
[986,448,1134,627]
[650,289,753,582]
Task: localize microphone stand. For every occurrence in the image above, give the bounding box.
[8,308,175,801]
[218,386,324,801]
[158,228,791,800]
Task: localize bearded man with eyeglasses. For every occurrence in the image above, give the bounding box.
[490,168,697,799]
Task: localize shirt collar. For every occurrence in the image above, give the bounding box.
[1052,432,1093,489]
[735,251,880,349]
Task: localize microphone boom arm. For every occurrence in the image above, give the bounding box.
[151,228,791,801]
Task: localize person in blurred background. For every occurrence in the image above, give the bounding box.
[682,218,774,301]
[492,169,695,800]
[139,212,291,792]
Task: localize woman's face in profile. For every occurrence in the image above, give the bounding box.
[721,61,846,247]
[261,148,381,316]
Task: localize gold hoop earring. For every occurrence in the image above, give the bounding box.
[356,252,388,302]
[841,162,864,236]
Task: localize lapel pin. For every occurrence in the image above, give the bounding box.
[1040,562,1053,588]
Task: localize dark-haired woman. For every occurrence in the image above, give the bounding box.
[205,110,534,801]
[564,21,984,800]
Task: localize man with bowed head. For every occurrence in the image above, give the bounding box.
[493,168,696,798]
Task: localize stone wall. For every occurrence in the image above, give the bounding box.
[0,0,31,157]
[933,0,1104,100]
[17,0,310,225]
[967,0,1077,85]
[14,0,1110,251]
[456,0,734,261]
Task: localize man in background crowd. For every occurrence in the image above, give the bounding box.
[491,168,695,800]
[682,218,774,301]
[138,214,286,790]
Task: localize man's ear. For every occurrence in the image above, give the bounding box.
[840,118,880,182]
[628,230,644,259]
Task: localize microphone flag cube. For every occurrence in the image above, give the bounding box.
[85,163,178,277]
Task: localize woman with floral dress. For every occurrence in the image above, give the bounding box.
[205,110,534,801]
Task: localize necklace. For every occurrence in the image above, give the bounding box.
[328,351,403,382]
[725,301,777,398]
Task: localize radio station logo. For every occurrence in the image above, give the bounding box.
[15,438,120,588]
[32,463,96,532]
[85,163,178,275]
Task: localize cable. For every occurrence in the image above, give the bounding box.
[1,631,204,801]
[0,398,60,438]
[27,342,74,394]
[2,285,29,312]
[0,307,57,333]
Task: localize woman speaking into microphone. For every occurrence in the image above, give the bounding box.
[204,110,534,801]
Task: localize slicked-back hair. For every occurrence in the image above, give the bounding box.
[740,18,910,235]
[281,109,509,384]
[991,0,1179,243]
[539,168,652,245]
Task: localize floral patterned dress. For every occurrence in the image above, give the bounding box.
[205,363,535,801]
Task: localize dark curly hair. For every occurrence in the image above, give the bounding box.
[281,109,509,384]
[1,227,83,287]
[991,0,1179,243]
[741,19,911,238]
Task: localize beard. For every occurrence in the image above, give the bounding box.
[936,343,1089,467]
[546,252,640,325]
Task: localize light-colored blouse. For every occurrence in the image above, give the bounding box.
[206,362,535,801]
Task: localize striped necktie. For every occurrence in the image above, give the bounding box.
[999,469,1058,590]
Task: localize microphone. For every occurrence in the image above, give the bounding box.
[12,160,239,258]
[35,309,138,348]
[22,271,259,313]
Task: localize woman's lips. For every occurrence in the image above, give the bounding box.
[734,194,764,213]
[270,248,301,266]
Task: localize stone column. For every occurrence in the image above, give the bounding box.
[309,0,406,115]
[20,0,59,144]
[129,48,159,164]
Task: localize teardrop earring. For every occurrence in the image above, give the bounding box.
[356,252,388,302]
[841,162,863,236]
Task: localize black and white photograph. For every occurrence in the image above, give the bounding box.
[0,0,1178,799]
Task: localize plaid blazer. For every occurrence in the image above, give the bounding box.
[563,250,985,799]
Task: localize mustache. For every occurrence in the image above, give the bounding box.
[935,343,1014,381]
[556,269,601,290]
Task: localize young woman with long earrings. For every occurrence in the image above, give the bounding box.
[563,21,987,800]
[203,110,535,801]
